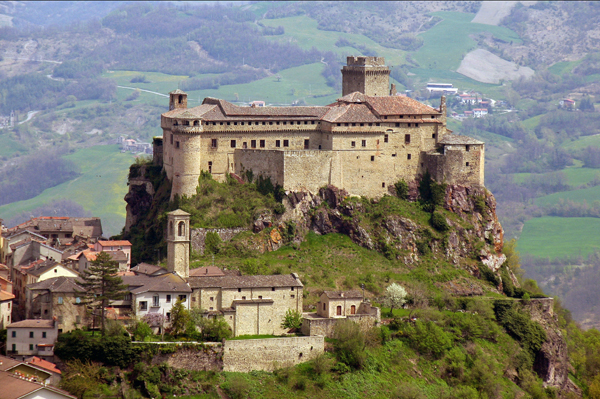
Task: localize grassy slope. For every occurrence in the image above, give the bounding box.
[535,184,600,207]
[0,145,133,236]
[0,132,29,157]
[517,216,600,258]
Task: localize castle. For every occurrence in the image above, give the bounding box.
[155,56,484,199]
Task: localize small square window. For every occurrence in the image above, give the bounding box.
[466,162,470,166]
[392,153,397,157]
[283,140,289,147]
[238,288,242,292]
[407,154,412,160]
[382,182,386,188]
[351,141,356,148]
[466,145,470,151]
[251,140,256,148]
[166,295,171,302]
[371,156,375,161]
[242,296,246,300]
[291,295,295,298]
[210,297,214,301]
[258,295,263,299]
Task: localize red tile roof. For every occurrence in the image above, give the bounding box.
[98,240,132,247]
[25,357,61,375]
[0,290,15,301]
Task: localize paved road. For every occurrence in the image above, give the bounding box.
[117,85,169,97]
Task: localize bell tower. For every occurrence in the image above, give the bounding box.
[169,89,188,111]
[167,209,190,279]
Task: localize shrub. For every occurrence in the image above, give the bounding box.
[333,320,366,369]
[223,375,250,399]
[430,211,449,232]
[201,316,233,341]
[281,309,303,330]
[474,195,487,213]
[395,180,409,199]
[406,320,452,359]
[133,320,153,341]
[205,231,221,254]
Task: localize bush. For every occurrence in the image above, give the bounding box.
[405,320,452,359]
[430,212,449,232]
[205,231,221,254]
[133,320,153,341]
[333,320,366,369]
[394,180,409,200]
[281,309,303,330]
[201,316,233,341]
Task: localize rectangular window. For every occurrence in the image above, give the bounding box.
[211,139,217,148]
[251,140,256,148]
[42,332,46,338]
[153,295,160,307]
[30,331,34,338]
[58,297,63,304]
[351,141,356,148]
[243,142,247,149]
[208,161,212,173]
[432,133,436,139]
[29,344,34,351]
[210,297,214,301]
[291,295,295,298]
[466,162,470,166]
[176,141,180,149]
[466,145,470,151]
[361,140,366,147]
[258,295,263,299]
[238,288,242,292]
[11,331,15,338]
[382,182,386,188]
[242,296,246,300]
[260,140,265,148]
[371,156,375,161]
[384,134,389,143]
[283,140,289,147]
[272,287,275,291]
[179,295,187,302]
[12,344,16,352]
[276,140,281,147]
[407,154,412,160]
[166,295,171,302]
[304,139,309,149]
[140,301,147,311]
[170,134,173,145]
[405,134,411,144]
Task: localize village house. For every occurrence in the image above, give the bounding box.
[94,240,132,269]
[559,98,575,109]
[0,369,75,399]
[26,276,87,333]
[302,290,380,337]
[6,319,58,361]
[473,108,489,118]
[0,354,61,386]
[1,288,14,328]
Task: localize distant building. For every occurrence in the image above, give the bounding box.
[426,83,458,94]
[559,98,575,109]
[473,108,488,118]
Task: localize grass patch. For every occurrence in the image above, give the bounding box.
[548,60,582,76]
[534,184,600,207]
[562,134,600,150]
[260,15,406,66]
[0,132,29,157]
[0,145,133,236]
[521,114,543,130]
[517,216,600,258]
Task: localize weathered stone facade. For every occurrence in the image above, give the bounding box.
[167,210,190,279]
[158,56,485,200]
[190,227,249,255]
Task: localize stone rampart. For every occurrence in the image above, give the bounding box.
[222,336,324,372]
[191,227,249,254]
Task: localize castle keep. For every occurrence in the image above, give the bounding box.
[156,56,484,199]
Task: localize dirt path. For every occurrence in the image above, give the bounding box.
[117,85,169,98]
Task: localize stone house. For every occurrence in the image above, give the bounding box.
[317,290,364,317]
[26,276,87,333]
[94,240,132,269]
[76,248,129,274]
[157,56,485,202]
[1,289,14,328]
[6,319,58,360]
[188,273,304,337]
[302,290,380,337]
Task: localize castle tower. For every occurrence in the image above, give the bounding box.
[341,56,390,97]
[167,209,190,279]
[169,89,188,111]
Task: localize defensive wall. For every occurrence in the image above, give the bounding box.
[424,143,484,186]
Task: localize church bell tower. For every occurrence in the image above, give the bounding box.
[167,209,190,279]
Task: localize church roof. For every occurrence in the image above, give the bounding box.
[167,209,190,216]
[188,273,303,289]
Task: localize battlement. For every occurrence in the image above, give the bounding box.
[346,56,386,67]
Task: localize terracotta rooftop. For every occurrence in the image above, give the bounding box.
[8,319,55,329]
[0,290,15,301]
[98,240,132,247]
[25,356,61,375]
[188,273,303,289]
[438,134,484,145]
[189,266,226,277]
[322,290,363,299]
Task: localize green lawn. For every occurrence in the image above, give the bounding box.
[0,132,29,157]
[521,114,543,130]
[517,216,600,258]
[535,184,600,207]
[548,60,582,76]
[260,15,406,66]
[512,167,600,187]
[0,145,133,236]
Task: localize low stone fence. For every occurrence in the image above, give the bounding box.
[301,313,380,337]
[191,227,249,254]
[139,336,324,373]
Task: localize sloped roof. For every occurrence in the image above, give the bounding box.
[438,134,484,145]
[0,355,22,371]
[98,240,132,247]
[322,103,380,123]
[121,272,191,294]
[188,273,303,289]
[0,370,75,399]
[167,209,190,217]
[131,263,165,276]
[25,356,61,375]
[189,266,225,277]
[0,290,15,301]
[8,319,55,329]
[27,276,84,293]
[322,290,363,299]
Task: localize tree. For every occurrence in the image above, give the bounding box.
[169,298,189,336]
[382,283,407,316]
[78,252,128,335]
[281,309,302,331]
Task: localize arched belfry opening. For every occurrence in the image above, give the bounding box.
[169,89,188,111]
[166,209,191,278]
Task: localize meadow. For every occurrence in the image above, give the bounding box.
[534,184,600,207]
[0,145,133,236]
[517,216,600,258]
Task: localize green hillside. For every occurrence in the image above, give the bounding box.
[0,145,133,236]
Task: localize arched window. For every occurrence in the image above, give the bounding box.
[351,305,356,315]
[178,95,183,104]
[178,221,185,237]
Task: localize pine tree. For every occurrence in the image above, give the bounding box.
[79,252,128,335]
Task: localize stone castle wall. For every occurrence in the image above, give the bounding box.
[222,336,324,372]
[190,227,249,255]
[424,144,484,186]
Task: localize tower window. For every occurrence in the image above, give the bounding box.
[466,145,470,152]
[304,139,309,149]
[194,120,199,126]
[276,140,281,147]
[283,140,289,147]
[211,139,217,148]
[362,140,366,147]
[351,141,356,148]
[208,161,212,173]
[382,182,385,188]
[251,140,256,148]
[178,95,182,104]
[170,134,173,145]
[176,141,180,149]
[407,154,412,160]
[260,140,265,148]
[384,134,388,143]
[371,156,375,161]
[405,134,411,144]
[178,221,185,236]
[231,140,236,148]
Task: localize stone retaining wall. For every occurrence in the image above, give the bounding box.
[191,227,249,254]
